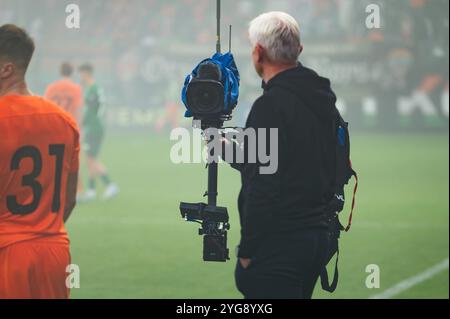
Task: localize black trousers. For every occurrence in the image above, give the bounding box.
[235,228,329,299]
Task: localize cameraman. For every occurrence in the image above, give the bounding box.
[228,12,338,299]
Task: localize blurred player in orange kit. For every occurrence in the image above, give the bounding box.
[0,24,79,299]
[45,62,84,194]
[44,62,83,123]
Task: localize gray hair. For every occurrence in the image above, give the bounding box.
[249,11,302,64]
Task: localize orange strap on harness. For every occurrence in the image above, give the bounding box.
[344,163,358,232]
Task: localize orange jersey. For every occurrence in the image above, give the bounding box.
[44,79,82,120]
[0,95,80,249]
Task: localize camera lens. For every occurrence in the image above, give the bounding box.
[196,85,220,108]
[187,81,224,115]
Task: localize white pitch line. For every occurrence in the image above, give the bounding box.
[370,258,449,299]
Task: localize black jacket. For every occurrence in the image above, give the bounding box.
[233,64,338,258]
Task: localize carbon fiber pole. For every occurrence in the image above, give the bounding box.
[216,0,221,54]
[207,0,221,206]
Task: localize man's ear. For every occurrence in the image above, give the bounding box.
[299,44,304,56]
[255,43,265,64]
[0,62,14,79]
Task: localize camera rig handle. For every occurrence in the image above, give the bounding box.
[179,202,229,224]
[179,202,230,262]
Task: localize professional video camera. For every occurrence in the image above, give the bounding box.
[179,0,239,262]
[181,52,239,129]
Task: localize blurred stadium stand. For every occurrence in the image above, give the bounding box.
[0,0,448,130]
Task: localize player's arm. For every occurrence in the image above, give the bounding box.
[75,86,83,125]
[64,171,78,223]
[64,119,81,223]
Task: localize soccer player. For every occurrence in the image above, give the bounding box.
[44,62,83,123]
[0,24,79,299]
[77,63,119,201]
[45,62,84,194]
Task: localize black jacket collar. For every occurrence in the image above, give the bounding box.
[261,62,303,91]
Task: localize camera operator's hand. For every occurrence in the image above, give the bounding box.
[239,258,252,269]
[220,135,245,172]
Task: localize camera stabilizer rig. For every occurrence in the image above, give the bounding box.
[179,0,239,262]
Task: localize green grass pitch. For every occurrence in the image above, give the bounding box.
[67,132,449,299]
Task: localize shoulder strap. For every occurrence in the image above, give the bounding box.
[335,110,358,232]
[320,248,339,293]
[344,167,358,232]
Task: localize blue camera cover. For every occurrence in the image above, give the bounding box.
[181,52,240,118]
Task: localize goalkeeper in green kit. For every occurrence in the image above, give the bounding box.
[78,63,119,202]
